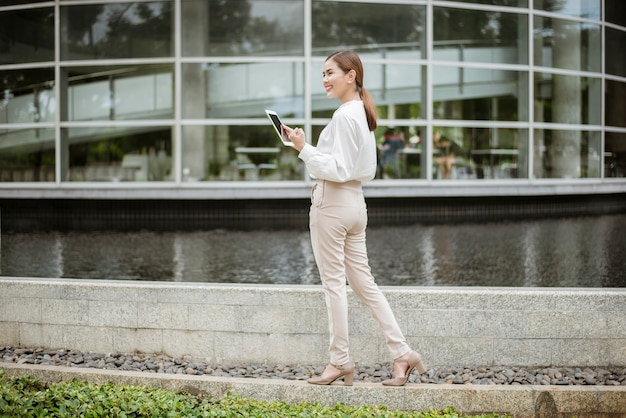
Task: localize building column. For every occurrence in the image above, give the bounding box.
[180,1,208,180]
[550,19,581,178]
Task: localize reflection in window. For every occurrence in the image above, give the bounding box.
[605,80,626,129]
[0,68,55,123]
[62,2,172,60]
[434,7,528,65]
[534,72,601,125]
[431,127,527,180]
[65,126,172,182]
[433,67,528,121]
[182,0,304,57]
[534,0,600,20]
[0,7,54,64]
[533,16,600,72]
[314,124,527,181]
[312,1,425,57]
[605,132,626,178]
[181,125,302,181]
[312,63,424,119]
[605,2,626,27]
[0,128,55,182]
[0,0,48,4]
[606,27,626,78]
[0,0,620,188]
[373,125,423,180]
[533,129,601,178]
[449,0,528,6]
[65,65,173,121]
[182,62,304,119]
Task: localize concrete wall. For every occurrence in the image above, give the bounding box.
[1,277,624,368]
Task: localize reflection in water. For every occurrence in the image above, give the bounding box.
[173,235,184,282]
[522,223,541,287]
[53,233,64,278]
[1,214,625,287]
[417,227,436,286]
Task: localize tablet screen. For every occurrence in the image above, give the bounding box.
[265,109,293,146]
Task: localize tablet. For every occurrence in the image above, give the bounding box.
[265,109,293,146]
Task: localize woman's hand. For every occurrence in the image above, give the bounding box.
[282,125,306,151]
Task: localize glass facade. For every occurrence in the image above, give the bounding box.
[1,0,625,189]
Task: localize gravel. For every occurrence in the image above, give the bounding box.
[2,347,625,386]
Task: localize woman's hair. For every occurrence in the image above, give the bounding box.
[326,50,378,131]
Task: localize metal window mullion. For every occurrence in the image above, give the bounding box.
[426,0,433,181]
[601,0,606,179]
[174,0,182,184]
[304,0,313,184]
[528,0,535,180]
[54,0,61,184]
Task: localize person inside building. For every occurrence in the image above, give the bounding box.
[380,128,406,178]
[433,131,457,179]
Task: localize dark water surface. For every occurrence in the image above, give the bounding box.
[1,214,625,287]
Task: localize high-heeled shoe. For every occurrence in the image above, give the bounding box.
[308,363,355,386]
[382,351,426,386]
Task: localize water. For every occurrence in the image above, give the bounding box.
[1,214,625,287]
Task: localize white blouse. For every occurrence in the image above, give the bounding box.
[298,100,377,184]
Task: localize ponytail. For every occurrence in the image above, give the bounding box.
[359,86,378,131]
[326,50,378,132]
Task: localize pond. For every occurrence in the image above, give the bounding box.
[1,214,624,287]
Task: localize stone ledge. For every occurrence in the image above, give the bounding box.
[2,363,625,417]
[1,278,626,367]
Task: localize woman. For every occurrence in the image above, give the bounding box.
[282,51,427,387]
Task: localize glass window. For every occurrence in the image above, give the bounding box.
[433,66,528,122]
[372,125,424,180]
[181,125,303,181]
[64,126,172,182]
[606,1,626,27]
[61,2,172,60]
[606,80,626,129]
[434,7,528,65]
[182,62,304,119]
[534,72,601,125]
[0,128,55,182]
[533,16,601,72]
[0,0,47,5]
[318,123,528,181]
[533,129,601,178]
[0,68,55,123]
[444,0,528,6]
[534,0,600,20]
[431,127,528,180]
[606,27,626,78]
[0,7,54,64]
[182,0,304,57]
[312,2,425,57]
[64,64,173,121]
[605,132,626,178]
[312,62,424,119]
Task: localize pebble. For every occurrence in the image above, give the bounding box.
[2,347,625,386]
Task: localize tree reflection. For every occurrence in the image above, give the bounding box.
[312,2,424,53]
[64,2,172,59]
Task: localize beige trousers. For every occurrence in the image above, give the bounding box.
[310,179,410,366]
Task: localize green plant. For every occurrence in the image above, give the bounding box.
[0,369,508,417]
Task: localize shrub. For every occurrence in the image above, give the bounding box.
[0,369,507,417]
